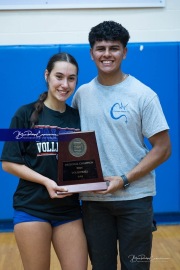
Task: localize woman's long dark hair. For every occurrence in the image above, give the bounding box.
[30,52,79,128]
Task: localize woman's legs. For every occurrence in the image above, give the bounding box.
[14,221,52,270]
[52,219,88,270]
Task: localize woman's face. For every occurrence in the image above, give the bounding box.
[45,61,77,103]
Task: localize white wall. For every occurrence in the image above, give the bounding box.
[0,0,179,45]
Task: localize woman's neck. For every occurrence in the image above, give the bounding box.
[44,99,66,113]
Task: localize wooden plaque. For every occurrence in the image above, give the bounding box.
[57,131,107,193]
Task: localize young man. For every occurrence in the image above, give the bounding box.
[72,21,171,270]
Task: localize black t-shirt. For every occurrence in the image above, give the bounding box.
[1,102,82,221]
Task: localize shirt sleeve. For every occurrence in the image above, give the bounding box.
[71,91,79,109]
[142,95,169,138]
[1,110,28,164]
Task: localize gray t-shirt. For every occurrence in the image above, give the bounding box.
[72,75,169,201]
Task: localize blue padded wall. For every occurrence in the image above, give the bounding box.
[0,42,179,224]
[123,43,180,213]
[0,45,60,220]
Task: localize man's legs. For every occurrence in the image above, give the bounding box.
[117,196,153,270]
[82,197,153,270]
[82,201,118,270]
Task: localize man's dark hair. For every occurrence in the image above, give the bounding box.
[88,21,130,48]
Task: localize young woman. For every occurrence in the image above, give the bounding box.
[1,52,88,270]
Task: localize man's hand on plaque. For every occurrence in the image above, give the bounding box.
[94,176,123,194]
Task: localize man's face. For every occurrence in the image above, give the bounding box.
[90,40,127,75]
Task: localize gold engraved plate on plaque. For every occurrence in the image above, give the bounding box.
[68,138,87,158]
